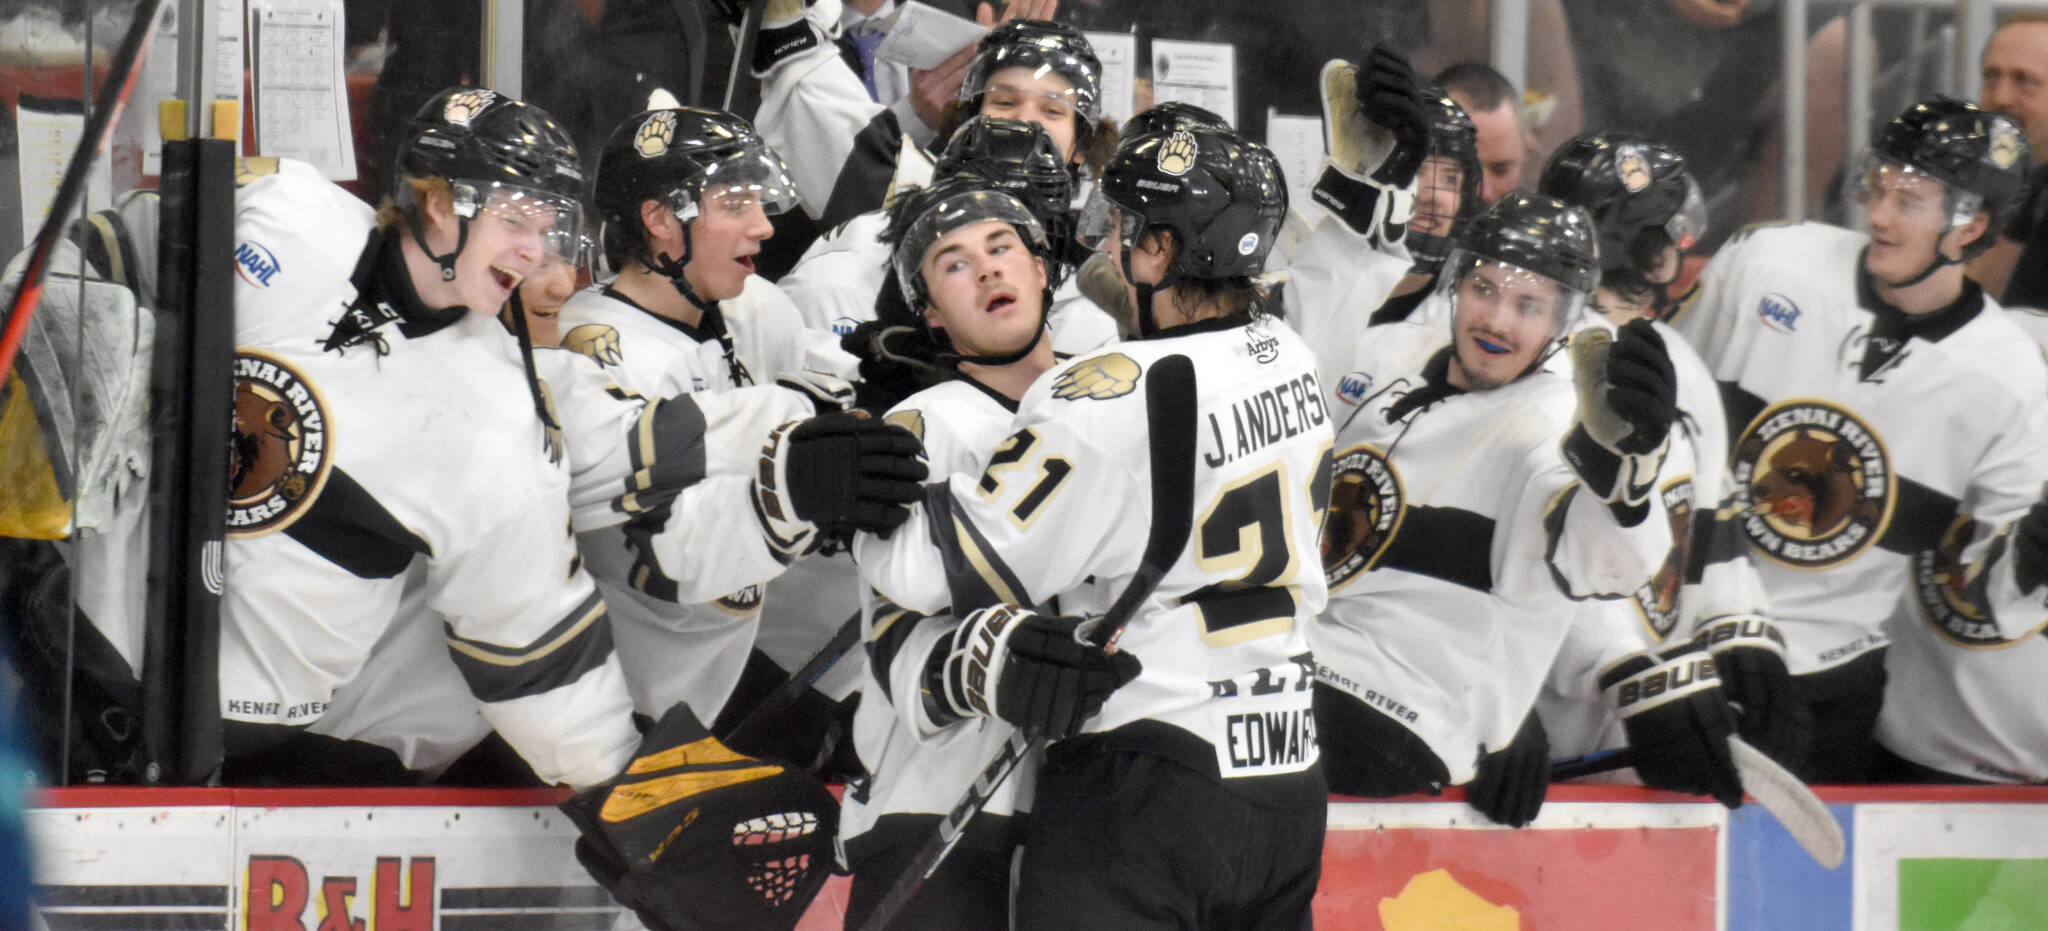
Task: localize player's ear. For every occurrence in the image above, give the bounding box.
[640,198,680,245]
[1949,209,1992,258]
[924,302,945,332]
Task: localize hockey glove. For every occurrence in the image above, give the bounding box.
[1565,320,1677,523]
[840,321,946,414]
[2010,499,2048,595]
[1691,616,1810,771]
[925,605,1142,739]
[773,371,857,416]
[707,0,845,77]
[560,704,838,931]
[1601,643,1743,808]
[1313,51,1422,246]
[754,413,926,560]
[1466,709,1550,828]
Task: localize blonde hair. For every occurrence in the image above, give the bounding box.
[375,176,453,231]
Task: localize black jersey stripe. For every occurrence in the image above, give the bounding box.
[617,395,709,518]
[40,912,227,930]
[926,483,1032,614]
[865,600,932,702]
[1686,503,1753,584]
[444,589,614,702]
[1375,504,1495,593]
[1876,476,1961,556]
[283,466,430,579]
[1718,381,1766,454]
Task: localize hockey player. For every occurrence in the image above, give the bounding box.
[1311,192,1744,827]
[1366,86,1482,327]
[856,124,1331,927]
[1534,133,1808,778]
[219,88,923,788]
[837,177,1064,928]
[554,106,859,739]
[1671,96,2047,783]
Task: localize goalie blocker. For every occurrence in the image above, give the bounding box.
[561,704,838,931]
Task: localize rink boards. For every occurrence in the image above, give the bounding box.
[25,784,2048,929]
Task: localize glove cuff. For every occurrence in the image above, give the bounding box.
[753,420,822,564]
[752,19,833,77]
[1561,423,1663,526]
[1600,647,1721,717]
[774,372,856,416]
[931,605,1029,726]
[1692,616,1787,659]
[1310,164,1413,248]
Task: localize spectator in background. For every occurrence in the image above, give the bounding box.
[1437,62,1531,205]
[1969,13,2048,307]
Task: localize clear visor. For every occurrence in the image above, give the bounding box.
[1663,174,1708,252]
[963,49,1102,124]
[1075,185,1144,252]
[896,188,1046,299]
[1847,154,1981,232]
[454,181,588,266]
[670,149,802,222]
[1436,253,1587,342]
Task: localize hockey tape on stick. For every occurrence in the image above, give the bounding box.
[0,0,167,383]
[857,353,1199,931]
[1549,737,1844,869]
[719,610,863,751]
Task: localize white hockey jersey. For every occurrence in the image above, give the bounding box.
[778,206,1121,354]
[856,315,1333,783]
[1308,322,1672,783]
[1671,222,2048,674]
[1270,207,1418,386]
[840,378,1043,851]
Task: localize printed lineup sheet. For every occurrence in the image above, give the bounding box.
[1149,39,1237,129]
[15,97,115,246]
[873,1,988,70]
[1083,31,1137,131]
[249,0,355,180]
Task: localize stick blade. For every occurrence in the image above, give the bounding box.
[1731,736,1845,869]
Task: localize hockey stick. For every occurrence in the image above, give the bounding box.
[857,353,1200,931]
[722,0,772,112]
[0,0,167,384]
[719,609,863,750]
[1549,736,1845,869]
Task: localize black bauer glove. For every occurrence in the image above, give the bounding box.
[1466,709,1550,828]
[1565,319,1679,523]
[754,414,926,560]
[1356,44,1429,187]
[1692,617,1811,772]
[926,605,1143,739]
[840,321,946,415]
[1600,319,1679,455]
[1601,644,1743,808]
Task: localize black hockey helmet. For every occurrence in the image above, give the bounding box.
[395,86,588,278]
[1868,95,2031,243]
[885,175,1053,367]
[958,20,1103,141]
[1537,132,1705,292]
[1407,86,1484,270]
[1118,101,1232,138]
[935,116,1074,283]
[1439,191,1600,339]
[1090,126,1287,281]
[595,107,799,271]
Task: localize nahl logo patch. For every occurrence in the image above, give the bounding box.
[1323,444,1404,592]
[1731,399,1893,569]
[1758,292,1801,333]
[235,241,282,288]
[1633,477,1695,639]
[1334,372,1371,406]
[228,349,333,538]
[1052,352,1141,400]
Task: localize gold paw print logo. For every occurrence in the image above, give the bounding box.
[563,324,624,367]
[1617,147,1651,193]
[1052,352,1143,400]
[1156,130,1198,177]
[1991,119,2023,170]
[443,89,497,127]
[636,111,678,159]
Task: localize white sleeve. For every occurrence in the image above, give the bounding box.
[1524,441,1674,603]
[426,497,639,788]
[780,230,888,335]
[1961,393,2048,640]
[564,381,814,531]
[1666,240,1750,379]
[755,44,885,219]
[1277,213,1414,383]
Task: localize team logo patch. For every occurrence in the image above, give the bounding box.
[1990,118,2024,170]
[1617,146,1652,193]
[636,110,678,158]
[1730,399,1893,569]
[714,584,763,616]
[563,324,624,366]
[1758,292,1801,332]
[1323,444,1405,591]
[831,316,859,336]
[1052,352,1142,400]
[1244,320,1281,363]
[1157,130,1198,177]
[228,349,333,538]
[883,409,925,442]
[442,89,497,127]
[1633,477,1695,639]
[234,241,282,288]
[1334,371,1371,406]
[1909,516,2044,647]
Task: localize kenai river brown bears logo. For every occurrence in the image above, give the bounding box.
[228,350,333,538]
[1323,444,1404,591]
[1730,398,1893,569]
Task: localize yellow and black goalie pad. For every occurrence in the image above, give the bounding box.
[560,703,839,931]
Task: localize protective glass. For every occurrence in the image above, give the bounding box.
[1436,252,1588,342]
[1847,154,1982,233]
[454,180,588,267]
[670,148,802,222]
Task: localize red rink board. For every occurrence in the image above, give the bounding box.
[1314,823,1720,929]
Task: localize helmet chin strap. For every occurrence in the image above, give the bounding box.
[647,224,718,315]
[412,216,471,281]
[1118,247,1174,339]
